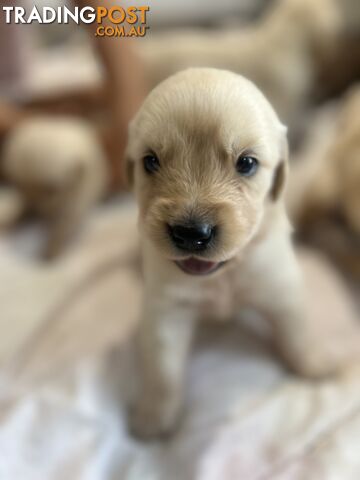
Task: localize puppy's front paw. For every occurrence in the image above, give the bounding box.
[128,398,181,440]
[283,335,360,379]
[288,350,341,379]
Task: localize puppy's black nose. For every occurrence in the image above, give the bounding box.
[168,223,214,251]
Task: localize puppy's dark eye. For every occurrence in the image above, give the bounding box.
[143,154,160,174]
[236,155,259,177]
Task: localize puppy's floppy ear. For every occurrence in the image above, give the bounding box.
[270,125,289,201]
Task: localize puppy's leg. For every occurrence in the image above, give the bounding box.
[129,295,196,439]
[258,247,360,377]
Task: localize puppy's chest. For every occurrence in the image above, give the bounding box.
[198,269,248,323]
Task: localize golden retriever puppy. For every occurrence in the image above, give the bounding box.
[140,0,340,126]
[288,86,360,279]
[289,87,360,233]
[125,68,359,438]
[335,88,360,235]
[2,117,108,258]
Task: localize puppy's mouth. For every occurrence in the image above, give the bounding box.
[175,257,225,276]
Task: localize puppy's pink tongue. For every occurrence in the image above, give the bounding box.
[176,258,218,275]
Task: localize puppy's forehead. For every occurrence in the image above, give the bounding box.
[132,68,283,159]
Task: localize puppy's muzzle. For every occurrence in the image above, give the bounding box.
[167,222,215,253]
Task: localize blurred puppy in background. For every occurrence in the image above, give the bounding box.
[338,89,360,235]
[140,0,341,129]
[125,68,359,439]
[288,86,360,279]
[2,117,108,259]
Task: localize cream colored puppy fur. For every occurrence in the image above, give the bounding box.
[126,68,360,439]
[2,117,108,258]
